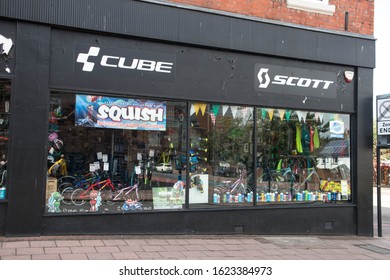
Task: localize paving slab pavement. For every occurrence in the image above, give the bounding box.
[1,233,390,260]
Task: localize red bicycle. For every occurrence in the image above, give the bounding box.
[70,177,117,206]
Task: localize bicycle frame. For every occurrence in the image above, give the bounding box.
[258,167,295,192]
[71,178,116,206]
[215,177,250,196]
[59,172,101,205]
[107,183,143,205]
[300,167,320,188]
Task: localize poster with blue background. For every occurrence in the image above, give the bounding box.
[75,94,166,131]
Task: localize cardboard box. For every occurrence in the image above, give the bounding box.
[46,178,58,199]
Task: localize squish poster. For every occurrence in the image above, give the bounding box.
[75,94,166,131]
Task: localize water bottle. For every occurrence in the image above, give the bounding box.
[247,192,252,202]
[0,187,6,199]
[213,193,218,203]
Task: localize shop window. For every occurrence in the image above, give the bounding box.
[256,108,351,203]
[46,92,187,214]
[190,103,254,208]
[286,0,336,15]
[0,79,10,200]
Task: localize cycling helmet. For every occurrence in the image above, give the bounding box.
[53,138,63,150]
[48,132,58,142]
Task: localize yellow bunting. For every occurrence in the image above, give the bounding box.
[268,109,274,121]
[279,109,285,120]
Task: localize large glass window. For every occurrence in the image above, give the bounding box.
[45,94,352,214]
[189,103,254,208]
[256,108,351,204]
[0,79,10,200]
[46,92,187,213]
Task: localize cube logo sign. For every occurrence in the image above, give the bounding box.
[74,44,175,81]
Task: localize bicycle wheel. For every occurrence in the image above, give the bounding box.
[270,181,279,192]
[292,183,301,193]
[130,190,145,202]
[59,183,74,205]
[71,188,88,206]
[58,181,73,193]
[238,185,252,195]
[57,176,77,186]
[213,186,225,195]
[102,189,114,204]
[105,190,117,205]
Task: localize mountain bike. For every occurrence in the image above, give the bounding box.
[292,167,321,193]
[257,166,296,193]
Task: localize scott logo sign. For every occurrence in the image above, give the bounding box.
[257,67,334,90]
[257,68,271,88]
[254,63,337,98]
[76,46,174,73]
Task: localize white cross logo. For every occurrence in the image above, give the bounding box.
[76,46,100,72]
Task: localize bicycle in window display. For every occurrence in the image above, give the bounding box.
[70,174,120,206]
[256,165,296,194]
[214,164,252,196]
[58,171,101,205]
[106,182,144,205]
[292,167,321,193]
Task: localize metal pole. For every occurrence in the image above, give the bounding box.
[377,146,382,237]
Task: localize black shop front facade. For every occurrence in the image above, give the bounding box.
[0,1,374,236]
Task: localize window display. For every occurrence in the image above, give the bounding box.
[188,103,254,208]
[256,108,351,203]
[45,93,352,215]
[46,92,187,213]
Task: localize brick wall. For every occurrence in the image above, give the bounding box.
[166,0,374,35]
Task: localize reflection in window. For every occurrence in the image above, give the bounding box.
[256,108,351,203]
[189,103,254,208]
[46,92,187,214]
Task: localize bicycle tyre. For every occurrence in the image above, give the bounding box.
[60,183,74,205]
[130,190,145,202]
[102,189,114,204]
[105,191,116,205]
[57,176,77,186]
[58,181,74,193]
[71,188,87,206]
[241,185,253,194]
[213,186,225,195]
[270,181,279,192]
[292,183,301,193]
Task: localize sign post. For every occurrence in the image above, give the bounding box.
[375,94,390,237]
